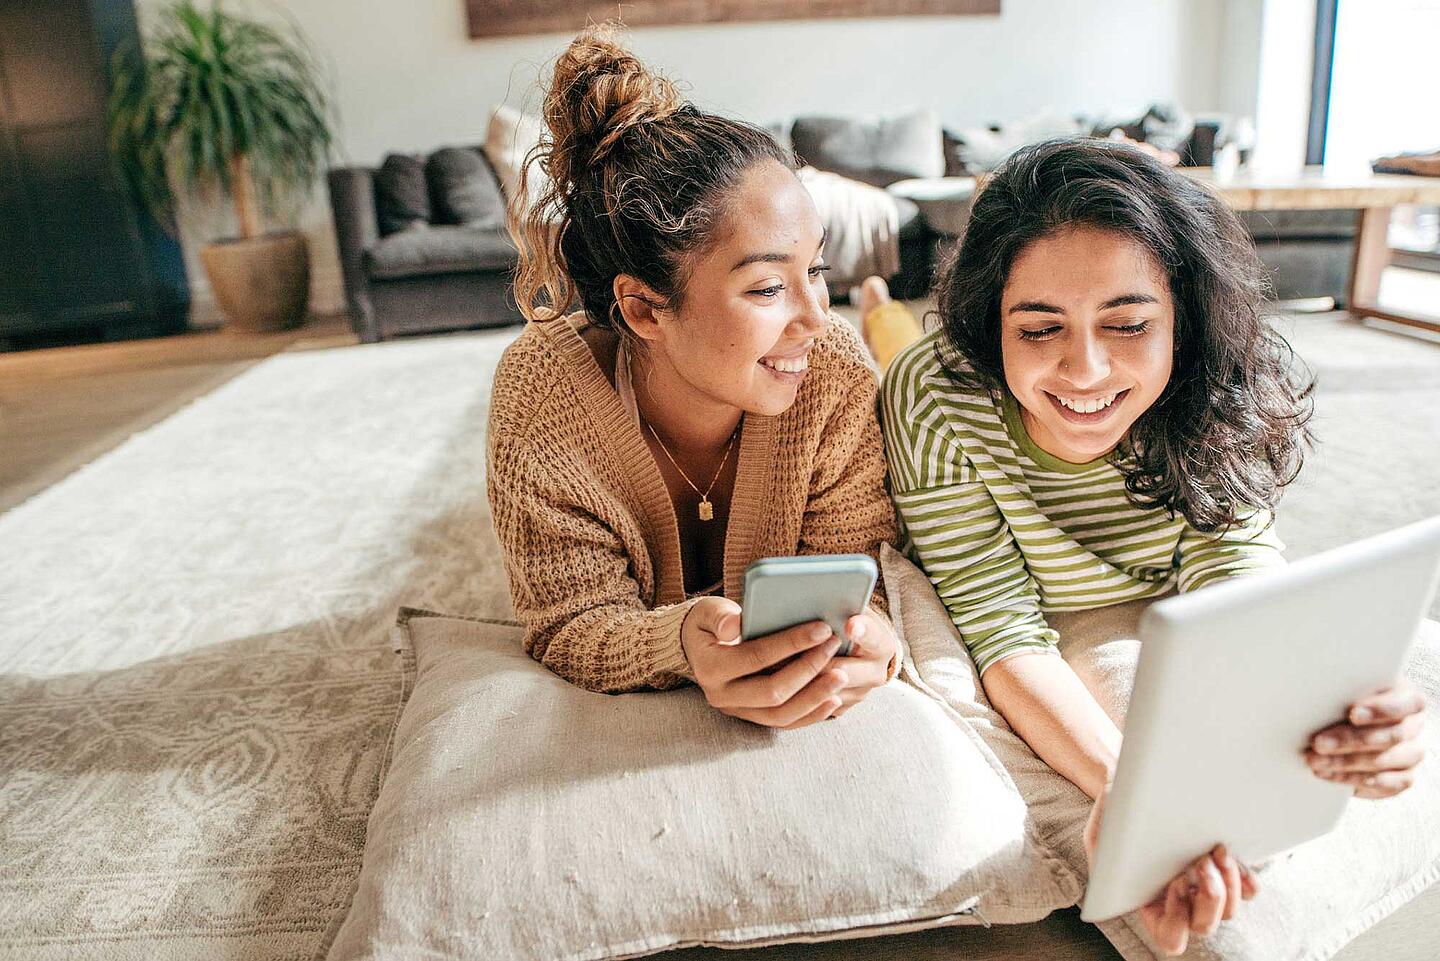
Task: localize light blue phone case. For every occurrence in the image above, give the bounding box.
[740,554,878,656]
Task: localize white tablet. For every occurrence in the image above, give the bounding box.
[1081,516,1440,922]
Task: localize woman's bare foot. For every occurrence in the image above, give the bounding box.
[857,275,891,319]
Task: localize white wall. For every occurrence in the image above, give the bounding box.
[140,0,1229,317]
[1250,0,1315,171]
[1216,0,1264,120]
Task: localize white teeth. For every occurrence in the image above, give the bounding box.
[761,354,809,373]
[1056,392,1118,413]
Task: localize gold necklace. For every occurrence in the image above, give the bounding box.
[643,419,739,522]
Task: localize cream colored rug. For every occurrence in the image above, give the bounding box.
[0,329,521,959]
[0,313,1436,960]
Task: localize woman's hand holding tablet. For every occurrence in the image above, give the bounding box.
[1085,788,1259,956]
[1306,678,1428,798]
[1083,672,1425,956]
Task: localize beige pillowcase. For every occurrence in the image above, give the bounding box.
[882,544,1440,961]
[325,607,1080,961]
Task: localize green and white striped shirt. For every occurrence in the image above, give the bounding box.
[881,331,1285,675]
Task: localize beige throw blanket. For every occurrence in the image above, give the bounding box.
[795,165,900,288]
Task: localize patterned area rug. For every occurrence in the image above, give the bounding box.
[0,329,521,959]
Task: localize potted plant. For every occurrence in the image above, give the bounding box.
[108,0,332,332]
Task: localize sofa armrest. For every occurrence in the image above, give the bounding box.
[327,167,381,341]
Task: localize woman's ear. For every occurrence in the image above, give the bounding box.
[613,274,670,344]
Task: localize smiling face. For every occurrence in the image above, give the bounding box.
[999,225,1176,463]
[632,159,831,421]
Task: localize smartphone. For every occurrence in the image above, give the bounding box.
[740,554,879,656]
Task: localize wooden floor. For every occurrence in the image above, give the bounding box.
[0,313,357,514]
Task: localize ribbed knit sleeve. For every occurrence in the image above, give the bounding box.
[793,322,901,680]
[488,433,700,694]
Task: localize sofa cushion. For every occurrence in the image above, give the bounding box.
[425,146,506,227]
[1240,208,1359,241]
[791,110,945,188]
[324,608,1081,961]
[883,543,1440,961]
[364,225,516,281]
[374,153,431,236]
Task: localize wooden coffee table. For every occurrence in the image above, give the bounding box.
[1184,166,1440,334]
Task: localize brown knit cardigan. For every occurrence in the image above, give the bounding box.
[486,312,898,694]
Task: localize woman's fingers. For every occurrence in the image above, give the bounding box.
[827,654,887,690]
[733,667,849,728]
[1239,861,1260,899]
[1334,769,1418,799]
[1213,845,1242,920]
[1348,680,1426,726]
[1188,856,1226,936]
[1140,875,1192,956]
[843,613,869,652]
[1311,712,1425,755]
[1136,847,1255,955]
[713,620,835,685]
[779,695,843,730]
[719,640,843,711]
[1308,737,1426,776]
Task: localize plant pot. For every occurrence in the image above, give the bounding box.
[199,230,310,332]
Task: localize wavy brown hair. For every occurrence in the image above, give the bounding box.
[510,23,791,326]
[935,138,1314,533]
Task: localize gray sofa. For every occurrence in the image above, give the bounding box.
[328,145,524,343]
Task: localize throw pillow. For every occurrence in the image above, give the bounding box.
[790,110,945,188]
[323,607,1080,961]
[374,153,430,235]
[882,544,1440,961]
[947,111,1087,174]
[425,146,506,227]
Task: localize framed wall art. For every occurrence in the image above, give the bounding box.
[467,1,1000,39]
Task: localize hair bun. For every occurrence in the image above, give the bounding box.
[544,23,682,178]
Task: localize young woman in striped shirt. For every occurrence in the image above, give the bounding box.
[872,139,1426,954]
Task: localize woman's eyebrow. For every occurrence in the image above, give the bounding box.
[1100,293,1159,309]
[1008,300,1064,315]
[730,228,830,272]
[1008,292,1159,315]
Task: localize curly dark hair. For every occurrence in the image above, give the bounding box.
[934,138,1313,533]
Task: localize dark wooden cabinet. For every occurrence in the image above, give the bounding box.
[0,0,189,350]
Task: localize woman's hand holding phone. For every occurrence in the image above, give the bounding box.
[681,597,851,729]
[1084,788,1259,956]
[824,609,898,718]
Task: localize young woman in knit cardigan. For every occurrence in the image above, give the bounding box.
[486,26,901,727]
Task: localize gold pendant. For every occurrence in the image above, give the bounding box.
[698,498,715,521]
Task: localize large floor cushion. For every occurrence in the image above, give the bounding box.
[883,544,1440,961]
[324,608,1080,961]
